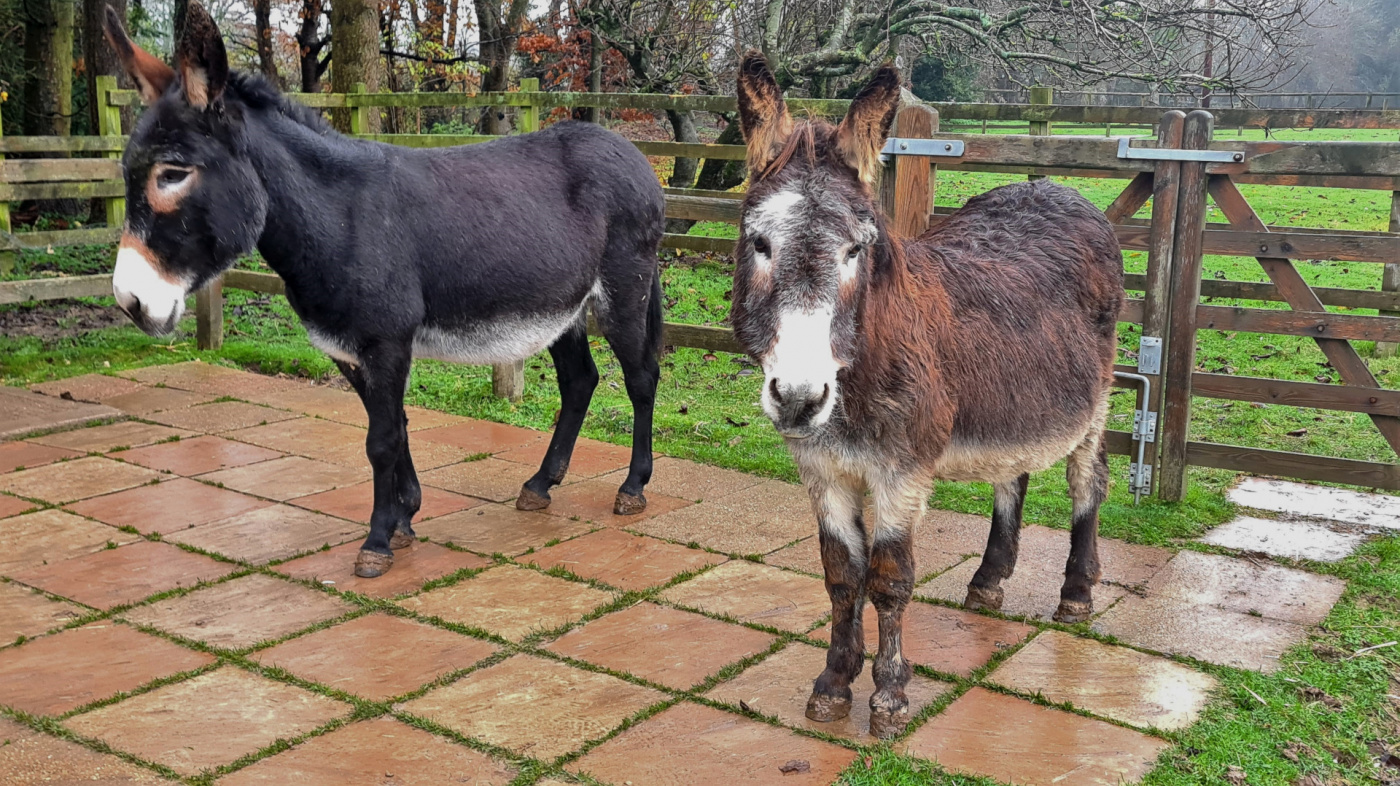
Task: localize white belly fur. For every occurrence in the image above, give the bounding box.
[413,305,585,364]
[934,427,1091,483]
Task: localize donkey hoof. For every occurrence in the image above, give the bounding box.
[613,491,647,516]
[388,530,416,550]
[1053,599,1094,624]
[353,550,394,578]
[963,584,1004,612]
[805,692,852,723]
[515,485,551,511]
[868,707,910,739]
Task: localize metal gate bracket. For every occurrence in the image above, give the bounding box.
[881,138,965,157]
[1116,137,1242,163]
[1137,336,1162,376]
[1113,370,1157,505]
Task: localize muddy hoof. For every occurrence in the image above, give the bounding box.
[1053,599,1093,624]
[869,708,910,739]
[613,491,648,516]
[515,485,551,511]
[354,549,393,578]
[388,530,416,550]
[963,584,1004,612]
[805,693,852,723]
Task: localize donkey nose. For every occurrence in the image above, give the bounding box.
[768,377,832,434]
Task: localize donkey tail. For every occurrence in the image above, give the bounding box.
[645,271,665,360]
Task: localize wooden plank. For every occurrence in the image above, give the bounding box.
[0,136,129,153]
[663,187,744,200]
[1377,190,1400,356]
[1123,272,1400,311]
[1186,440,1400,490]
[1120,298,1145,323]
[1159,109,1215,501]
[223,269,285,295]
[0,159,121,183]
[1196,303,1400,343]
[1102,172,1154,224]
[358,134,492,147]
[0,274,113,304]
[4,227,121,250]
[1113,224,1399,264]
[635,141,746,161]
[661,234,737,254]
[665,194,741,223]
[1237,141,1400,178]
[1208,174,1400,458]
[1191,372,1400,416]
[0,181,124,201]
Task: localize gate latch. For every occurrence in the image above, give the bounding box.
[1116,137,1243,163]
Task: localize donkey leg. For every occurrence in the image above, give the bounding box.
[603,274,662,515]
[346,345,415,578]
[518,323,598,511]
[338,359,420,550]
[803,471,867,723]
[964,473,1029,612]
[866,476,922,739]
[1055,435,1108,623]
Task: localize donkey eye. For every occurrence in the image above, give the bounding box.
[752,237,771,256]
[157,168,192,188]
[845,245,863,261]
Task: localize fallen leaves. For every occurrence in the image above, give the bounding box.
[1226,764,1248,784]
[779,760,811,775]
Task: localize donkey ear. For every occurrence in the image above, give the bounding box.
[103,5,175,106]
[736,50,793,177]
[175,0,229,110]
[835,64,901,186]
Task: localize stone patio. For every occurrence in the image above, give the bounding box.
[0,361,1367,785]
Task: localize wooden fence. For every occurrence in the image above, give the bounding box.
[4,82,1400,499]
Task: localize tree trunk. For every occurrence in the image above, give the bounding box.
[694,118,745,191]
[297,0,326,92]
[473,0,529,134]
[664,109,700,234]
[583,29,602,122]
[84,0,129,133]
[254,0,278,81]
[172,0,188,43]
[21,0,74,137]
[330,0,381,131]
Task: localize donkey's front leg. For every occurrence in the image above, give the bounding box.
[866,475,923,739]
[803,470,867,723]
[343,346,415,578]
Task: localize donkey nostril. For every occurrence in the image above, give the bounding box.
[769,377,784,404]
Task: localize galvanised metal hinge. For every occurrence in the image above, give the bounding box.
[1132,410,1158,444]
[1127,462,1154,498]
[1116,136,1243,163]
[880,138,966,157]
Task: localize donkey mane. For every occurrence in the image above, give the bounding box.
[223,71,332,133]
[761,120,847,183]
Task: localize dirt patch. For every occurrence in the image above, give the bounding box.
[0,301,131,341]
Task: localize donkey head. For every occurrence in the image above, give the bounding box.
[731,52,900,439]
[104,2,267,335]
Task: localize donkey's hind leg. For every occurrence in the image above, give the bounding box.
[601,274,662,515]
[518,322,599,511]
[1055,434,1109,623]
[964,473,1029,612]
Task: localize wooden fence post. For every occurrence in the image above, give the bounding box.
[489,77,539,402]
[95,75,125,229]
[1028,86,1052,181]
[0,99,14,275]
[878,104,938,237]
[1158,109,1215,502]
[195,276,224,350]
[349,82,371,136]
[1374,189,1400,357]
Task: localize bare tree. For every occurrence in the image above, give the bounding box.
[330,0,381,130]
[295,0,328,91]
[475,0,530,133]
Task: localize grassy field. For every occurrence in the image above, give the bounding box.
[3,123,1399,784]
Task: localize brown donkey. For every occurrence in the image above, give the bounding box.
[730,54,1122,738]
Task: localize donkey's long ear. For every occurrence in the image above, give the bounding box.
[175,0,229,110]
[736,50,793,177]
[103,5,175,106]
[835,64,901,186]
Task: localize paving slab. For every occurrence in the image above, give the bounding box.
[0,718,178,784]
[415,503,593,556]
[0,622,213,716]
[30,421,194,453]
[900,687,1170,786]
[0,581,84,643]
[0,508,141,577]
[146,400,299,433]
[67,476,274,535]
[216,716,516,785]
[399,564,612,641]
[226,418,368,466]
[494,437,634,478]
[118,435,283,476]
[273,540,489,598]
[0,440,81,473]
[768,533,966,580]
[0,493,34,519]
[251,613,498,701]
[289,480,482,524]
[608,455,765,502]
[420,457,572,502]
[988,630,1218,731]
[122,573,355,650]
[634,479,814,556]
[0,456,164,504]
[198,455,365,501]
[1229,476,1400,529]
[0,386,123,440]
[705,641,953,740]
[523,528,725,591]
[659,560,829,633]
[103,386,216,415]
[1093,595,1306,673]
[1146,550,1345,626]
[122,362,302,398]
[413,419,545,455]
[164,505,365,565]
[1201,516,1367,562]
[536,477,693,527]
[399,654,664,761]
[568,701,857,785]
[811,601,1034,678]
[12,540,237,610]
[546,602,776,690]
[31,373,146,403]
[250,386,368,428]
[66,667,349,777]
